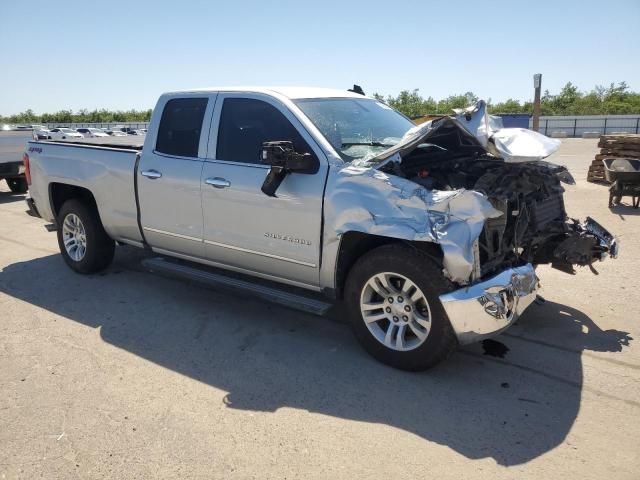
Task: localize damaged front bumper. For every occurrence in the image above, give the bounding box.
[439,263,538,345]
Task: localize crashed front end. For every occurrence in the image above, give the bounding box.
[326,101,617,344]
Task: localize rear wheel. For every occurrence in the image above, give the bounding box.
[6,177,28,193]
[56,199,115,274]
[345,244,457,371]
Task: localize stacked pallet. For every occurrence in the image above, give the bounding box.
[587,134,640,184]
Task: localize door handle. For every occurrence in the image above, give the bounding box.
[205,177,231,189]
[141,169,162,179]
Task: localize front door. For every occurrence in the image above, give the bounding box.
[200,94,328,288]
[138,95,214,257]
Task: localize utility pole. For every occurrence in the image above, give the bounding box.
[533,73,542,132]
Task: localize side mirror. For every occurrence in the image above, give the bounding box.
[260,141,316,197]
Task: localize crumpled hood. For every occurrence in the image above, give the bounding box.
[364,100,560,165]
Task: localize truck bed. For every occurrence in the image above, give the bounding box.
[26,139,143,244]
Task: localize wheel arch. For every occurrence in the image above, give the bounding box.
[49,183,99,221]
[333,231,444,300]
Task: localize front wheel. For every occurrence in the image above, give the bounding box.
[345,244,457,371]
[6,177,28,193]
[56,199,115,274]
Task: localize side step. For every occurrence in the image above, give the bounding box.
[141,257,333,317]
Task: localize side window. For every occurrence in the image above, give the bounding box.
[216,98,315,164]
[155,97,208,158]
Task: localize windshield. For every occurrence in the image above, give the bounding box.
[294,98,414,163]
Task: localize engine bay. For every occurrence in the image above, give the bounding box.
[378,122,611,279]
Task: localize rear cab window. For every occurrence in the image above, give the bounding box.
[216,97,316,166]
[156,97,208,158]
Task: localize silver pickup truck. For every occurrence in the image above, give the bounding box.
[23,87,617,371]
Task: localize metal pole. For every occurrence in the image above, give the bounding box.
[604,118,608,135]
[573,118,577,137]
[532,74,542,132]
[636,117,639,134]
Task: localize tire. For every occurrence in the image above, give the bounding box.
[344,243,457,371]
[56,199,115,274]
[6,177,28,193]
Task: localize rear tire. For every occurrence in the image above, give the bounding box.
[6,177,28,193]
[345,243,457,371]
[56,199,115,274]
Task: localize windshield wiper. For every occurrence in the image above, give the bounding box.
[341,142,394,148]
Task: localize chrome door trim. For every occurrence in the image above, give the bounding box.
[203,239,317,268]
[143,227,201,243]
[144,228,316,268]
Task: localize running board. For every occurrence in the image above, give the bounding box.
[141,257,333,316]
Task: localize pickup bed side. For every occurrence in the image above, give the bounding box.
[26,142,143,244]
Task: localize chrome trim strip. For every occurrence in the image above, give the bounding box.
[143,227,317,267]
[204,239,317,268]
[203,158,269,169]
[143,227,201,243]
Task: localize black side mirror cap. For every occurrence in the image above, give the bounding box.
[260,141,318,197]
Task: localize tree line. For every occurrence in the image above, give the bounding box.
[2,81,639,124]
[0,108,153,125]
[374,81,640,118]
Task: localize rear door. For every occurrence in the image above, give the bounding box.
[138,95,216,257]
[200,93,328,288]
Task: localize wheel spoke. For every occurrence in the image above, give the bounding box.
[364,312,387,324]
[409,320,428,340]
[400,277,424,303]
[361,301,385,312]
[395,324,406,349]
[384,324,397,347]
[374,273,394,296]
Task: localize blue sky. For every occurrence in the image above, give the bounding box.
[1,0,639,114]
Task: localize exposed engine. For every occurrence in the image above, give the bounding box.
[380,142,610,279]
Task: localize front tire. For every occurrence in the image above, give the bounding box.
[56,199,115,274]
[345,244,457,371]
[6,177,28,193]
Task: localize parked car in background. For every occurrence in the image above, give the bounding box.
[33,127,52,140]
[128,129,146,135]
[48,128,84,140]
[76,128,109,138]
[107,130,128,136]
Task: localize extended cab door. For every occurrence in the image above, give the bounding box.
[200,93,328,288]
[138,95,216,257]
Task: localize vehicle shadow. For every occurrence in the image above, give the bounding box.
[609,203,640,219]
[0,191,25,204]
[0,248,632,466]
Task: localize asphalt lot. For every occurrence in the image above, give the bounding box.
[1,137,639,479]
